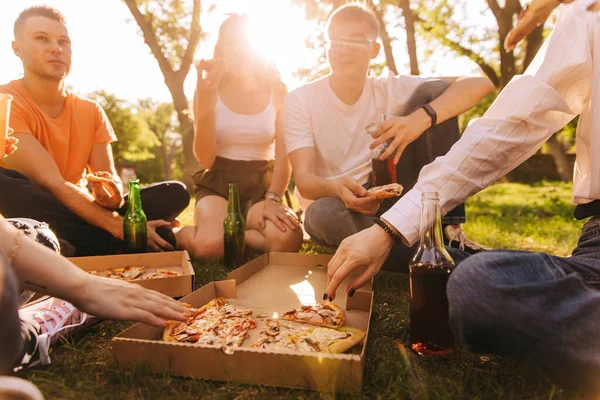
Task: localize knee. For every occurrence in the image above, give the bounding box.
[304,198,343,235]
[164,181,191,213]
[188,235,223,261]
[447,252,510,349]
[266,227,303,253]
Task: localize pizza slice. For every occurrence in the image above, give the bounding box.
[140,269,182,280]
[106,266,146,281]
[163,297,256,348]
[281,302,345,328]
[86,171,114,183]
[366,183,403,199]
[251,319,365,354]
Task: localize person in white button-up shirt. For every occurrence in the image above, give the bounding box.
[326,0,600,394]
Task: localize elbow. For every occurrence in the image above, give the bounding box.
[194,150,215,170]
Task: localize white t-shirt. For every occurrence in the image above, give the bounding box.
[284,73,428,209]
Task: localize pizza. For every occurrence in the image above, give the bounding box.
[86,171,114,183]
[140,269,182,280]
[88,266,146,281]
[251,319,365,353]
[163,297,256,348]
[281,302,345,328]
[366,183,403,199]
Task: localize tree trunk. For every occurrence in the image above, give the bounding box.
[400,0,419,75]
[366,0,398,74]
[546,134,572,181]
[161,137,172,181]
[522,25,544,71]
[497,12,517,88]
[123,0,201,192]
[168,84,197,191]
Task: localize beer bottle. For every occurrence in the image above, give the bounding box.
[370,108,397,186]
[223,183,246,267]
[409,192,455,356]
[123,179,148,253]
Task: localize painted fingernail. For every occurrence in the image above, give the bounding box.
[13,138,19,144]
[12,145,17,152]
[2,154,7,159]
[322,293,328,300]
[348,288,356,297]
[328,296,333,302]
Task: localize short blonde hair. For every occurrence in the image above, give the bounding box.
[326,3,380,40]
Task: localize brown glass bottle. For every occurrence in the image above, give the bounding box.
[123,179,147,253]
[223,183,246,267]
[370,108,397,186]
[409,192,455,356]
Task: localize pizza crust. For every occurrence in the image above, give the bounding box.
[86,171,114,183]
[323,327,366,354]
[366,183,403,199]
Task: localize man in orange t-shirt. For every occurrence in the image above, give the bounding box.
[0,6,189,256]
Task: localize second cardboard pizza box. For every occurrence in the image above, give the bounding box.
[111,252,373,394]
[68,250,195,298]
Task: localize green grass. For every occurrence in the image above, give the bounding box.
[20,181,587,399]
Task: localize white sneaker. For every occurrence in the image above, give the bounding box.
[444,224,490,253]
[17,297,92,369]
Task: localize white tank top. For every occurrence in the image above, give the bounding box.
[214,93,277,161]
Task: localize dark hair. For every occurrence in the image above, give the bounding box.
[213,14,281,91]
[327,3,380,40]
[14,6,66,38]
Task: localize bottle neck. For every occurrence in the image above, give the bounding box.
[418,194,445,250]
[227,185,241,215]
[127,182,142,212]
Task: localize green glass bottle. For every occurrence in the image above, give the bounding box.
[123,179,147,253]
[223,183,246,267]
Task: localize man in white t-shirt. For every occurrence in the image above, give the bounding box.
[284,3,494,272]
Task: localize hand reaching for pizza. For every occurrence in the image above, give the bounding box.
[88,171,123,211]
[335,176,381,216]
[325,224,394,300]
[70,274,189,327]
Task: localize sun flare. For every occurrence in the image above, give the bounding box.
[242,0,316,85]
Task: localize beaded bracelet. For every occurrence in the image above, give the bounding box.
[372,217,404,244]
[265,190,283,204]
[8,230,24,264]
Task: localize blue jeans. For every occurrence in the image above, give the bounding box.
[447,217,600,395]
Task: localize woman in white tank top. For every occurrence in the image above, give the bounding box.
[176,15,302,261]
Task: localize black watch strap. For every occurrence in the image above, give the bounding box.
[421,103,437,128]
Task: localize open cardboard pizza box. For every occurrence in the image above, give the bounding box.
[111,252,374,394]
[68,251,195,298]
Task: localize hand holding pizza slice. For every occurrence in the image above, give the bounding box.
[87,171,124,211]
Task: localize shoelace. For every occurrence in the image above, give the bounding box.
[19,302,89,368]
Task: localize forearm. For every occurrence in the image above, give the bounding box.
[413,77,495,127]
[268,157,292,197]
[295,174,339,200]
[0,219,88,299]
[193,93,218,169]
[49,180,123,239]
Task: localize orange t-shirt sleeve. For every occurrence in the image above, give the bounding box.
[93,102,117,144]
[8,99,35,135]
